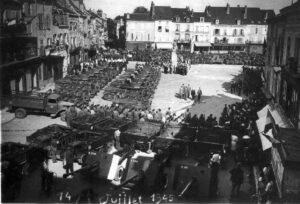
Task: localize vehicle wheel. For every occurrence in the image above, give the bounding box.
[15,108,26,119]
[60,111,66,122]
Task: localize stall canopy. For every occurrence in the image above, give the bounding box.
[256,116,272,151]
[257,105,291,128]
[194,42,211,47]
[156,43,172,49]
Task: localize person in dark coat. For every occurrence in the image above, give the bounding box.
[230,163,244,198]
[64,146,74,176]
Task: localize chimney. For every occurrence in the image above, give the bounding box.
[244,5,248,19]
[264,11,269,21]
[150,1,155,19]
[226,3,230,14]
[206,6,211,17]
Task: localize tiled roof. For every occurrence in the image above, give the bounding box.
[193,12,209,22]
[154,6,172,20]
[206,6,275,25]
[54,2,77,16]
[69,0,87,18]
[127,13,153,21]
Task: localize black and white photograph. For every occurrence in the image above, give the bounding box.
[1,0,299,203]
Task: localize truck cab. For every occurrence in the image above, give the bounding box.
[45,94,60,114]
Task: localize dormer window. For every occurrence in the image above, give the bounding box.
[186,17,190,23]
[237,19,241,25]
[215,19,219,24]
[200,17,205,22]
[176,16,180,22]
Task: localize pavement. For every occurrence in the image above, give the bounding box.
[151,64,242,118]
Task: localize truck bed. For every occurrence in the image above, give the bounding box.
[11,93,46,110]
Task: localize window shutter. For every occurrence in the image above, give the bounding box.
[38,14,43,30]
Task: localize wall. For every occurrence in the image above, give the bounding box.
[126,21,155,42]
[211,24,246,44]
[154,20,173,43]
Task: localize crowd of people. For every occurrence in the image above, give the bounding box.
[177,52,265,66]
[130,50,171,65]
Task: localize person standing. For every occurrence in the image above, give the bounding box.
[114,129,121,150]
[230,163,244,199]
[187,84,191,99]
[209,152,221,199]
[265,180,274,204]
[64,146,74,176]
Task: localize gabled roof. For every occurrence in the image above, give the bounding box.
[205,6,275,25]
[127,13,153,21]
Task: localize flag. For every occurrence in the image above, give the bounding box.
[264,110,274,133]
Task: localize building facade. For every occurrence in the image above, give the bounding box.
[125,2,274,53]
[0,0,107,97]
[265,1,300,130]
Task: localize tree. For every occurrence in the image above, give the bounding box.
[133,6,148,13]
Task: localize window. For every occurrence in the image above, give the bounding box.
[215,19,219,24]
[165,27,169,32]
[255,28,258,34]
[148,34,150,41]
[47,38,51,46]
[186,25,190,32]
[158,26,162,32]
[175,33,180,40]
[200,17,205,22]
[196,26,199,32]
[185,33,190,40]
[48,99,57,104]
[214,29,220,35]
[176,16,180,22]
[176,24,180,32]
[224,29,227,36]
[186,18,190,23]
[233,29,237,36]
[131,33,134,41]
[240,29,244,36]
[237,19,241,25]
[195,35,198,41]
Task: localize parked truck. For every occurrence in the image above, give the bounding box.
[9,92,73,119]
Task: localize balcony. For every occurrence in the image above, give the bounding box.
[0,22,28,36]
[0,36,37,65]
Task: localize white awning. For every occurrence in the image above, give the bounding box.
[257,105,291,128]
[156,43,173,49]
[257,104,271,118]
[194,42,211,47]
[256,117,272,151]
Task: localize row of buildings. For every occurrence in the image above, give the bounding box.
[0,0,107,96]
[124,2,275,53]
[257,1,300,201]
